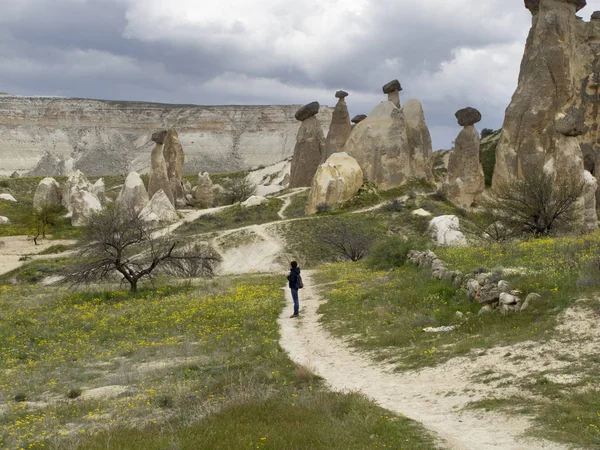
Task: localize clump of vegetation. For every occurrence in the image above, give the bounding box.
[220,175,257,204]
[67,388,82,399]
[315,217,379,262]
[31,204,63,244]
[367,236,416,270]
[13,392,28,402]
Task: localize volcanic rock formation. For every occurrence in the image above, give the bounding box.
[140,190,179,223]
[325,91,353,160]
[33,178,62,210]
[289,102,328,188]
[164,128,186,206]
[118,172,149,214]
[148,131,175,206]
[443,108,485,207]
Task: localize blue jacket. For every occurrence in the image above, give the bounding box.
[288,267,301,289]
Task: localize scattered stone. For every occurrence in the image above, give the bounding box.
[412,209,432,217]
[193,172,214,208]
[295,102,320,121]
[428,215,467,247]
[520,293,541,311]
[499,292,520,305]
[139,190,179,223]
[0,216,10,224]
[466,279,481,300]
[455,107,482,127]
[241,196,269,208]
[335,90,349,99]
[478,305,494,315]
[423,326,455,333]
[0,193,17,203]
[306,153,363,215]
[478,285,502,305]
[351,114,367,124]
[72,191,102,227]
[117,172,149,214]
[148,130,174,206]
[33,177,62,210]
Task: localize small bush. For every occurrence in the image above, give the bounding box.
[14,392,28,402]
[67,388,82,399]
[316,203,332,214]
[481,128,495,139]
[221,175,257,204]
[0,180,9,188]
[367,236,413,270]
[382,199,404,213]
[156,394,175,408]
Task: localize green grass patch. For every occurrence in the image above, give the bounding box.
[174,198,283,236]
[282,190,309,219]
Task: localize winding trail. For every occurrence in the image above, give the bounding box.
[278,271,568,450]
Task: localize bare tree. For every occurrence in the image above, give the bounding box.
[221,175,257,204]
[30,204,62,245]
[65,205,221,292]
[485,168,587,236]
[317,219,374,262]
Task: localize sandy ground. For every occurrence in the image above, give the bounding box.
[278,271,571,450]
[0,236,77,277]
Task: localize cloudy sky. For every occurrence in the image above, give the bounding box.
[1,0,597,149]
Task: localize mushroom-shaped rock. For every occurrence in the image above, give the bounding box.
[148,131,175,206]
[91,178,106,205]
[193,172,214,208]
[34,178,62,210]
[306,152,364,215]
[351,114,367,124]
[455,107,482,127]
[295,102,320,121]
[428,215,467,247]
[289,109,328,188]
[382,79,402,108]
[139,190,180,223]
[163,128,186,205]
[335,90,349,99]
[117,172,149,214]
[62,170,91,212]
[325,92,353,160]
[0,194,17,203]
[72,191,103,227]
[241,196,269,208]
[0,216,10,224]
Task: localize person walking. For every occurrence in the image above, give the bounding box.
[287,261,301,318]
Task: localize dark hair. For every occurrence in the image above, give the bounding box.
[290,261,298,268]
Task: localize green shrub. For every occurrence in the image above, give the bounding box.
[14,392,28,402]
[367,236,414,270]
[67,388,82,399]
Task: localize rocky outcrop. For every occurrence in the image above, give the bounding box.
[33,177,62,210]
[72,190,103,227]
[118,172,149,214]
[148,131,175,206]
[325,91,352,160]
[289,102,328,188]
[0,96,333,177]
[0,216,10,224]
[443,108,485,207]
[139,190,179,223]
[493,0,595,222]
[342,83,433,190]
[193,172,214,208]
[428,215,467,247]
[164,128,185,206]
[62,170,91,212]
[306,152,364,215]
[91,178,105,205]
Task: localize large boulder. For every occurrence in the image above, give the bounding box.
[443,109,485,207]
[62,170,91,212]
[325,93,353,160]
[33,177,62,210]
[163,128,186,206]
[193,172,214,208]
[139,189,179,223]
[306,152,363,215]
[117,172,149,214]
[148,130,175,206]
[429,215,467,247]
[295,102,320,121]
[72,191,103,227]
[91,178,106,205]
[289,103,328,188]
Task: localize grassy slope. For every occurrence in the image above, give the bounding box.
[0,278,438,450]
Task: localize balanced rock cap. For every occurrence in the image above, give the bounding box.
[592,10,600,20]
[382,79,402,94]
[335,90,349,99]
[351,114,367,124]
[455,107,482,127]
[525,0,586,14]
[152,130,168,144]
[295,101,320,121]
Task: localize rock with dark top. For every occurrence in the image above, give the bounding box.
[352,115,367,124]
[555,108,586,137]
[295,102,320,121]
[335,90,349,99]
[325,93,353,159]
[526,0,586,14]
[10,171,19,179]
[382,79,402,94]
[289,115,328,187]
[592,11,600,20]
[455,107,482,127]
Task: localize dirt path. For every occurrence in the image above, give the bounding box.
[278,271,568,450]
[276,188,309,220]
[0,236,77,277]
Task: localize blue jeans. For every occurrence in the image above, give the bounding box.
[290,288,299,315]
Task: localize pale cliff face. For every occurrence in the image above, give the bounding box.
[0,96,333,177]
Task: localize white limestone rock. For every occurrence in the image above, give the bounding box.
[412,209,432,217]
[91,178,106,205]
[0,194,17,203]
[428,215,467,247]
[33,177,62,210]
[72,191,102,227]
[140,190,180,223]
[62,170,91,212]
[0,216,10,224]
[306,152,363,215]
[193,172,214,208]
[241,196,269,208]
[117,172,149,214]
